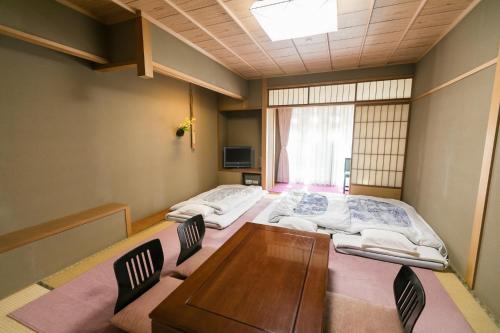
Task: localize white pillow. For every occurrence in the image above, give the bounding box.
[278,217,318,232]
[177,204,214,217]
[360,229,419,256]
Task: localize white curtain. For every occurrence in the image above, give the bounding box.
[277,108,293,183]
[287,105,354,186]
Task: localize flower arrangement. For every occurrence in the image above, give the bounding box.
[176,117,195,137]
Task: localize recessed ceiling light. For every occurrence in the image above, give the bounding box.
[250,0,338,42]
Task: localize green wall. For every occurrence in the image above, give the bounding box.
[404,0,500,320]
[151,25,247,99]
[0,0,107,57]
[0,36,219,297]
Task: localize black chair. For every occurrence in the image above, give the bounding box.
[343,157,351,194]
[394,265,426,333]
[113,238,164,314]
[176,214,206,266]
[324,265,425,333]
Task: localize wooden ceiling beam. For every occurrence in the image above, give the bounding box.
[108,0,135,15]
[357,0,376,68]
[152,62,244,100]
[214,0,285,75]
[417,0,482,61]
[327,36,334,71]
[385,0,429,64]
[94,60,136,72]
[59,0,482,75]
[112,0,246,78]
[55,0,103,22]
[161,0,261,77]
[0,24,108,64]
[291,40,308,72]
[136,10,154,78]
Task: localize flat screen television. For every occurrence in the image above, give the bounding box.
[223,146,252,168]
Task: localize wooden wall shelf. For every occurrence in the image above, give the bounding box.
[0,203,131,254]
[219,168,262,174]
[220,108,261,112]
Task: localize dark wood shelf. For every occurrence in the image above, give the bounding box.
[218,168,261,174]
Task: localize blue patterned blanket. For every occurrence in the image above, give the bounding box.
[294,193,328,215]
[347,197,411,227]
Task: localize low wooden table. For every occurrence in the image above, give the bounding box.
[150,222,330,333]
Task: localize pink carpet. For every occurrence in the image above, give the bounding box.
[270,182,342,193]
[10,197,472,333]
[8,198,272,333]
[329,246,472,333]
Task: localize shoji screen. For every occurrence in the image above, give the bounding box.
[268,83,356,106]
[351,104,409,194]
[268,78,413,107]
[356,78,412,101]
[308,83,356,104]
[268,87,309,106]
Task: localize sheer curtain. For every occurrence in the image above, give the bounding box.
[288,105,354,186]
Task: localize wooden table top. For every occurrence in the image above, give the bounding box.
[150,222,330,333]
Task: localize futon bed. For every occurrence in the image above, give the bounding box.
[166,185,266,229]
[253,191,448,270]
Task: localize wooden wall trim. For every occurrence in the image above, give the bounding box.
[152,62,243,100]
[0,24,108,64]
[136,11,153,79]
[466,47,500,288]
[131,209,170,235]
[0,203,132,254]
[93,60,137,72]
[413,58,498,101]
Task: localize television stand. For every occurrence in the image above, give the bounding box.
[220,168,261,174]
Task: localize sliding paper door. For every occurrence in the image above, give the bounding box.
[350,104,409,199]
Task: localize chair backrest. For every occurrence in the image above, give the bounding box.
[176,215,206,266]
[344,158,351,173]
[113,238,164,313]
[393,265,426,333]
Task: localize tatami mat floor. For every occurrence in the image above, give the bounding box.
[0,285,48,332]
[1,221,498,332]
[435,271,499,332]
[42,221,173,289]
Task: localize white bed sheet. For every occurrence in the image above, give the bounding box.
[167,190,266,229]
[253,193,448,270]
[332,233,448,270]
